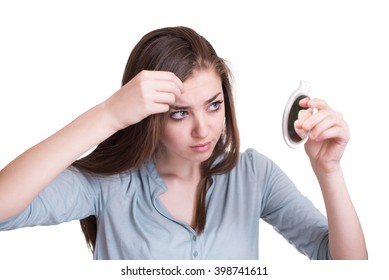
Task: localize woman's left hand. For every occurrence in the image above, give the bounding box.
[294,98,350,173]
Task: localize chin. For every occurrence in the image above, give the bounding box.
[189,150,215,164]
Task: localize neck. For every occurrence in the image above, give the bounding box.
[154,151,202,182]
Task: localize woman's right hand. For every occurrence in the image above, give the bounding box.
[0,70,183,221]
[104,70,184,131]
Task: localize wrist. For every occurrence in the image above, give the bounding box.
[98,98,127,133]
[313,163,346,194]
[311,159,342,176]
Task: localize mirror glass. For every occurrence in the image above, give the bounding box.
[282,81,310,148]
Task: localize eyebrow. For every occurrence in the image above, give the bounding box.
[170,92,222,110]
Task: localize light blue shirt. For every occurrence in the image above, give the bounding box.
[0,149,330,259]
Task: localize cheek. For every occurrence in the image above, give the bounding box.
[214,108,226,135]
[160,124,186,150]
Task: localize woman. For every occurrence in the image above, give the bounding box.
[0,26,367,259]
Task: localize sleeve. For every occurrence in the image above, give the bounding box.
[0,167,101,231]
[249,149,331,260]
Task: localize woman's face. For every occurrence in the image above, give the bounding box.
[160,68,225,165]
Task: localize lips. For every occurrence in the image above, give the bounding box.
[190,141,212,153]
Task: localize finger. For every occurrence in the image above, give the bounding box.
[298,108,313,122]
[294,120,309,139]
[160,72,184,93]
[309,113,344,141]
[148,103,171,114]
[298,96,311,108]
[301,109,327,131]
[294,108,313,131]
[145,70,184,93]
[306,98,332,111]
[314,125,350,144]
[154,80,183,96]
[294,109,313,139]
[153,92,176,105]
[303,105,345,131]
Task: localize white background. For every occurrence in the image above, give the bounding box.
[0,0,387,278]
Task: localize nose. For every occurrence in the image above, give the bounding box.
[191,113,209,139]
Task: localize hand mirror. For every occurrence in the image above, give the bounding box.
[282,81,310,148]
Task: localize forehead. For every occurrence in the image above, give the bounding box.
[176,69,223,106]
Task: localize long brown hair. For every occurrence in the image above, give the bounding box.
[72,26,240,253]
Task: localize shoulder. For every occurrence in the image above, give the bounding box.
[236,148,275,174]
[61,166,135,197]
[240,148,269,161]
[230,148,290,188]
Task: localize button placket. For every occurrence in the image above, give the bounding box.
[193,250,199,258]
[191,234,199,259]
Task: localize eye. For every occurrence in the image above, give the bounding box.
[209,100,223,112]
[170,111,188,121]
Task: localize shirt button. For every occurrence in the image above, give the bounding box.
[193,251,198,258]
[192,236,197,242]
